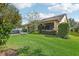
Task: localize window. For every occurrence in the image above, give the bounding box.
[45,23,54,30]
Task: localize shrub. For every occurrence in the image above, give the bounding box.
[38,24,43,33]
[22,28,27,32]
[30,49,44,56]
[74,28,79,32]
[17,46,30,56]
[58,23,69,39]
[17,46,45,56]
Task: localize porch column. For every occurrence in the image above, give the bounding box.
[54,21,58,31]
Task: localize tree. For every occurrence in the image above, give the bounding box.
[27,11,41,33]
[68,18,79,32]
[0,3,21,45]
[68,18,76,31]
[74,22,79,32]
[58,23,69,39]
[69,18,75,27]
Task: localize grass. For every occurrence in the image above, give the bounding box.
[69,32,79,36]
[5,33,79,56]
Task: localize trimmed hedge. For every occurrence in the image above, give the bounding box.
[58,23,69,38]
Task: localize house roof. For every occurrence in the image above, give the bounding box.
[42,13,67,22]
[23,14,67,27]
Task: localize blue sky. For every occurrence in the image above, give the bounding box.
[13,3,79,24]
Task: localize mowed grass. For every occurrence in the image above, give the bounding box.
[6,33,79,56]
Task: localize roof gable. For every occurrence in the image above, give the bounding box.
[42,14,67,22]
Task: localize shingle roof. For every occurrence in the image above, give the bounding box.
[42,13,67,22]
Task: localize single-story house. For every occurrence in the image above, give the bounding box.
[25,14,68,34]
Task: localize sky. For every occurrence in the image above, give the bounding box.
[13,3,79,25]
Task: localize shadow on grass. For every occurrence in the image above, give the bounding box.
[44,34,57,37]
[70,32,79,36]
[44,34,69,39]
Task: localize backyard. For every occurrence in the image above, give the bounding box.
[2,32,79,56]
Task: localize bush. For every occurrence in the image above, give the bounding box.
[30,49,45,56]
[22,28,27,32]
[38,24,43,33]
[17,46,45,56]
[70,32,79,36]
[17,46,30,56]
[74,28,79,32]
[58,23,69,39]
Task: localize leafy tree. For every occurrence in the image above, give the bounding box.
[74,22,79,32]
[27,11,41,33]
[0,3,21,45]
[38,24,43,33]
[68,18,76,31]
[69,18,75,27]
[69,18,79,32]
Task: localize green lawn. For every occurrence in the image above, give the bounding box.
[6,33,79,56]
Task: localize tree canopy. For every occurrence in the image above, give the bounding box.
[27,11,41,32]
[0,3,21,45]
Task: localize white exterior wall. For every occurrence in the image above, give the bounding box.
[59,16,67,24]
[54,15,67,31]
[54,21,59,31]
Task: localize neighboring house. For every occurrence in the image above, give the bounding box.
[23,23,34,33]
[25,14,68,34]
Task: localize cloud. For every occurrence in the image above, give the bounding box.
[13,3,33,9]
[75,18,79,22]
[39,13,55,19]
[48,3,79,13]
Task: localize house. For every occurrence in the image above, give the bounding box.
[25,14,68,34]
[23,23,35,33]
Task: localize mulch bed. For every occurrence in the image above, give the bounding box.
[0,49,17,56]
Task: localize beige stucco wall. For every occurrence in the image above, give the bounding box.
[54,15,67,31]
[59,16,67,24]
[53,21,59,31]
